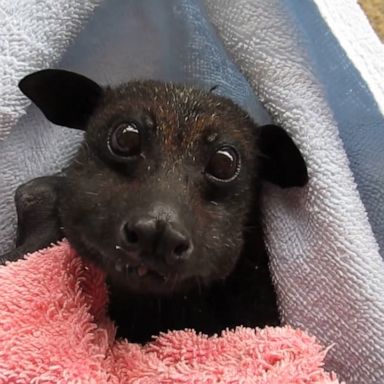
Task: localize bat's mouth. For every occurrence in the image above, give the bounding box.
[113,260,165,280]
[106,253,186,295]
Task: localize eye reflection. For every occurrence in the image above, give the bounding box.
[205,146,240,182]
[109,123,141,157]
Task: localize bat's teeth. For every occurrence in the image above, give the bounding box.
[137,265,148,277]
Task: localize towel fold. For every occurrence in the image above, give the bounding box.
[203,1,384,382]
[0,241,340,383]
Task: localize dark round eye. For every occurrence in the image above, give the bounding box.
[109,123,141,157]
[205,146,241,182]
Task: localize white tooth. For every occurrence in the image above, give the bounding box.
[137,266,148,277]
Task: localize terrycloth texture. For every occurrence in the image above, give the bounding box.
[289,0,384,257]
[0,1,384,383]
[0,241,340,384]
[202,1,384,383]
[314,0,384,112]
[0,0,103,140]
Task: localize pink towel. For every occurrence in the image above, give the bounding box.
[0,241,340,383]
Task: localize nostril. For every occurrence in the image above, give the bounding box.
[123,218,157,247]
[164,226,193,264]
[125,229,139,244]
[174,241,190,257]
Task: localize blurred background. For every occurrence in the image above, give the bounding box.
[359,0,384,40]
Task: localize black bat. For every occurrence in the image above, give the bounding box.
[1,70,308,343]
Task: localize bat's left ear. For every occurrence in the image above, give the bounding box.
[18,69,102,130]
[258,124,308,188]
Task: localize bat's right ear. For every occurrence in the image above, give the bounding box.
[18,69,103,130]
[258,124,308,188]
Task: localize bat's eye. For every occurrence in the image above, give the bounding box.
[205,146,241,182]
[109,123,141,157]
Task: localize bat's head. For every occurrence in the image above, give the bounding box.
[19,69,308,295]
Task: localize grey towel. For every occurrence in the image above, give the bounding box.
[203,1,384,383]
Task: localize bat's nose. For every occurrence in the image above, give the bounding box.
[122,215,193,265]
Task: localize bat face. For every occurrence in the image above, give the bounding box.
[18,70,308,297]
[59,82,257,295]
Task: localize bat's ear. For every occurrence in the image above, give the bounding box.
[18,69,102,130]
[258,124,308,188]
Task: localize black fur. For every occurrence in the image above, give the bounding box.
[2,70,308,343]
